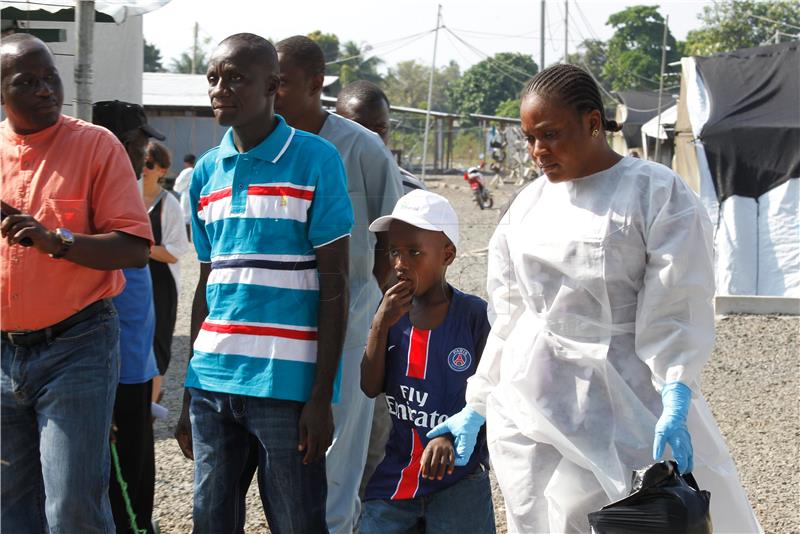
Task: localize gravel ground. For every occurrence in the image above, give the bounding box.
[152,175,799,533]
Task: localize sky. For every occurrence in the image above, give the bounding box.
[143,0,714,73]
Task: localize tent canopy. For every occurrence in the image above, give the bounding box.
[614,90,676,149]
[696,41,800,201]
[641,105,677,140]
[2,0,170,23]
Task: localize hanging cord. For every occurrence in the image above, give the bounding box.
[110,441,148,534]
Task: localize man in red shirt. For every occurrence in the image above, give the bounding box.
[0,34,153,532]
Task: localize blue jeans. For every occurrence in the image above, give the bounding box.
[360,466,496,534]
[188,387,328,534]
[1,304,120,533]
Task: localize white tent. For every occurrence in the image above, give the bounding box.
[640,104,677,162]
[641,105,677,140]
[2,0,170,23]
[673,45,799,298]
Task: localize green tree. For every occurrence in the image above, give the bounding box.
[383,59,460,111]
[602,5,680,91]
[307,30,341,78]
[447,52,537,116]
[494,98,520,118]
[307,30,340,62]
[567,39,608,87]
[337,41,383,87]
[144,40,165,72]
[684,1,800,56]
[169,36,211,74]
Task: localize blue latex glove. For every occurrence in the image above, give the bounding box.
[426,406,485,466]
[653,381,694,474]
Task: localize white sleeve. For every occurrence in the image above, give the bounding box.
[173,168,192,194]
[635,176,716,391]
[161,193,191,259]
[466,217,525,416]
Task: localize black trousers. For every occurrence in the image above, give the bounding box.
[109,380,155,534]
[150,262,177,376]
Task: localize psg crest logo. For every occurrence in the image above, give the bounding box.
[448,348,472,372]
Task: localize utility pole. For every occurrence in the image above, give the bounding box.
[563,0,568,63]
[191,22,199,74]
[421,4,441,181]
[540,0,545,70]
[655,15,669,163]
[74,0,95,121]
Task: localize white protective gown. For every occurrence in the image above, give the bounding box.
[466,157,761,533]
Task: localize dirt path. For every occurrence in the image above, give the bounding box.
[152,175,798,533]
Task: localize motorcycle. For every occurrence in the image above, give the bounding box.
[464,167,494,210]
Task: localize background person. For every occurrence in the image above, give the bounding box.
[335,80,427,496]
[1,35,152,533]
[275,36,404,534]
[172,153,196,240]
[142,140,190,405]
[434,64,762,533]
[93,99,167,534]
[336,80,425,194]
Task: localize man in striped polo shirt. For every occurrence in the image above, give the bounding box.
[173,33,354,532]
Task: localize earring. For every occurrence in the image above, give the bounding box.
[592,129,600,138]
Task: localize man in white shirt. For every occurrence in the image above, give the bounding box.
[274,35,404,534]
[171,153,195,240]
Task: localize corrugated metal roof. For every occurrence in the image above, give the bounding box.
[143,72,339,108]
[144,73,208,108]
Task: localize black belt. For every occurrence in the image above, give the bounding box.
[2,299,111,348]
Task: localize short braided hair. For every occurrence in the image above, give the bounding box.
[523,64,621,132]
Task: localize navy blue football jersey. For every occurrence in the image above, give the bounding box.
[364,287,491,501]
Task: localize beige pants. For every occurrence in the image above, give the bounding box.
[359,393,392,498]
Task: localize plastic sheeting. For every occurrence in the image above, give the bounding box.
[715,196,759,295]
[709,179,800,297]
[2,0,171,23]
[682,53,800,297]
[696,43,800,202]
[757,179,800,296]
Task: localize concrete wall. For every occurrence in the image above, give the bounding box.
[15,15,143,115]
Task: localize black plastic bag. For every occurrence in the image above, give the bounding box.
[587,461,712,534]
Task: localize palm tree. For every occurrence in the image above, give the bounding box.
[337,41,383,87]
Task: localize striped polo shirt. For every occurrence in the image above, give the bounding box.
[186,115,354,402]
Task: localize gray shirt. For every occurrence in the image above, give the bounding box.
[319,113,404,350]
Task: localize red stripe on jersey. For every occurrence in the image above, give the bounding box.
[406,327,430,379]
[198,187,233,209]
[201,321,318,341]
[248,185,314,200]
[391,428,424,500]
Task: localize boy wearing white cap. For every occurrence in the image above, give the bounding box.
[359,190,495,533]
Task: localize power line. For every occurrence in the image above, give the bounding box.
[445,28,534,84]
[446,28,538,79]
[747,12,800,32]
[446,26,585,43]
[325,29,435,65]
[569,4,678,95]
[574,1,601,42]
[447,27,537,39]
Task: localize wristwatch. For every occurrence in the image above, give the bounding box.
[50,227,75,259]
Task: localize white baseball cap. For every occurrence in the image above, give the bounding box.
[368,189,459,248]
